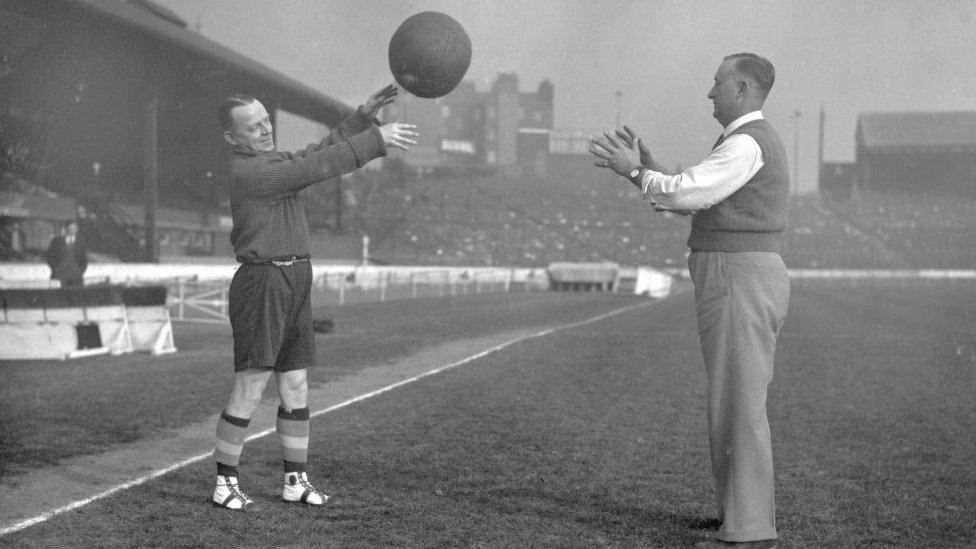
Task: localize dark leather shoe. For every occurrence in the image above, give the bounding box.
[685,517,722,530]
[694,539,778,549]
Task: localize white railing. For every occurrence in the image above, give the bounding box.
[165,277,229,323]
[314,268,515,306]
[165,268,531,323]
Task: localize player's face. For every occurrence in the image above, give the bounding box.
[707,60,742,127]
[225,101,275,152]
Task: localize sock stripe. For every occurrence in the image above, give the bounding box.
[277,406,310,421]
[220,410,251,428]
[281,447,307,463]
[277,434,307,450]
[283,460,307,473]
[275,419,309,438]
[216,421,246,446]
[216,411,249,469]
[215,439,245,457]
[217,462,238,478]
[277,408,309,472]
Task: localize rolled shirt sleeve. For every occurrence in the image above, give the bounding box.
[640,134,764,212]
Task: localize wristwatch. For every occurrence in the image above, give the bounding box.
[628,167,644,185]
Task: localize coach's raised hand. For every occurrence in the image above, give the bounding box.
[616,126,655,167]
[590,131,640,177]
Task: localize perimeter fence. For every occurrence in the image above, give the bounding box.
[163,267,548,323]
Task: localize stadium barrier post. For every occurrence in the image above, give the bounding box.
[339,272,346,306]
[178,279,185,321]
[219,285,227,318]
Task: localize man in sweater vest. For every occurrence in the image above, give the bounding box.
[211,84,418,511]
[591,53,789,549]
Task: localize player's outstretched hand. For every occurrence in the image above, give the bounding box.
[362,84,399,119]
[590,131,639,177]
[379,122,419,151]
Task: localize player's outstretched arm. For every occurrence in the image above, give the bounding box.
[314,84,400,148]
[361,84,399,120]
[379,122,419,151]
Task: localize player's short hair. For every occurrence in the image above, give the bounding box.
[725,53,775,99]
[217,94,257,131]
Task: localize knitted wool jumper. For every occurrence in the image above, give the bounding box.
[229,109,385,262]
[687,119,790,253]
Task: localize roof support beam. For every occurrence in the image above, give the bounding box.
[142,91,158,262]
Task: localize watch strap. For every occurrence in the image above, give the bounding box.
[629,167,645,184]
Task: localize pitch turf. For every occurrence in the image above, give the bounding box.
[1,284,974,547]
[0,292,637,479]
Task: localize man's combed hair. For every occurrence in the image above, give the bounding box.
[217,94,257,131]
[725,53,775,99]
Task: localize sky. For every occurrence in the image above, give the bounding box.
[157,0,976,193]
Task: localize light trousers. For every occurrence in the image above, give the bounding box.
[688,250,790,543]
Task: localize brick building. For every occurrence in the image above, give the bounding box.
[383,73,555,176]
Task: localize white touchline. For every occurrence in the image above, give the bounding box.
[0,300,651,537]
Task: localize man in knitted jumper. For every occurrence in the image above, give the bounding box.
[212,84,418,511]
[591,53,789,549]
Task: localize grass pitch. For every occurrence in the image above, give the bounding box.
[1,284,975,547]
[0,292,636,479]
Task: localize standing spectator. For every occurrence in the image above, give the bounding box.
[9,221,25,254]
[45,220,88,287]
[1,219,26,259]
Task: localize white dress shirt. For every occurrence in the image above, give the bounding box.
[640,111,765,212]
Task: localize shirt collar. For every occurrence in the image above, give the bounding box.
[723,111,764,136]
[232,145,259,158]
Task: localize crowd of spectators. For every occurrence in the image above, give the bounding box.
[7,166,972,271]
[825,191,976,269]
[780,195,909,269]
[359,172,700,269]
[355,170,976,271]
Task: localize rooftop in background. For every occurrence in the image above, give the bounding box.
[63,0,353,126]
[857,111,976,152]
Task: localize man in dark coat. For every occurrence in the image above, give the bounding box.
[46,220,88,287]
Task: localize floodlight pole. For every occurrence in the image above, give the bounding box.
[817,104,825,195]
[792,109,801,190]
[142,92,158,263]
[614,90,623,130]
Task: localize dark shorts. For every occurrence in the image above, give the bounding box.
[229,260,314,372]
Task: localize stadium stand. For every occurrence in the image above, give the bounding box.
[346,166,976,272]
[357,171,691,269]
[357,102,975,273]
[781,195,909,269]
[826,191,976,268]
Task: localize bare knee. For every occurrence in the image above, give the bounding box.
[277,370,308,410]
[225,369,272,418]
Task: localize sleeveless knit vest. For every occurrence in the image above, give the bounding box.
[687,119,790,253]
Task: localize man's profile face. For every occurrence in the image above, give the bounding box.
[707,60,742,127]
[224,100,275,153]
